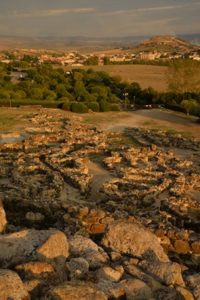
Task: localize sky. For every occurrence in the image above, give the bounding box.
[0,0,199,37]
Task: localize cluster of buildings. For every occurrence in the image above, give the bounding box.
[0,48,200,66]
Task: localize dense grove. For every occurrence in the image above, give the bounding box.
[0,61,200,115]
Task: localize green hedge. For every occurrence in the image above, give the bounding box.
[61,102,71,111]
[70,102,88,113]
[0,99,65,108]
[87,101,100,112]
[99,99,110,112]
[110,103,121,111]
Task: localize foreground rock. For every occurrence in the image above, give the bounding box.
[120,279,152,300]
[102,220,169,262]
[139,259,185,286]
[0,229,68,270]
[0,269,30,300]
[45,281,108,300]
[0,200,7,233]
[69,235,108,268]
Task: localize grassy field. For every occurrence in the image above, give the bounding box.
[67,65,168,92]
[0,107,199,140]
[0,108,38,132]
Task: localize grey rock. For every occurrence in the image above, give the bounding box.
[69,235,108,268]
[66,257,89,280]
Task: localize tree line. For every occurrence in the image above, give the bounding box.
[0,59,199,115]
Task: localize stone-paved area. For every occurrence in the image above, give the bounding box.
[0,109,200,299]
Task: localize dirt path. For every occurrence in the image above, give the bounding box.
[102,109,200,138]
[87,160,113,202]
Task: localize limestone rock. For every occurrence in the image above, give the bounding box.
[0,200,7,233]
[120,279,152,300]
[0,269,30,300]
[125,264,162,292]
[23,279,42,299]
[185,273,200,300]
[101,220,169,262]
[96,279,125,299]
[36,230,68,270]
[15,262,55,280]
[69,235,108,268]
[0,229,69,268]
[176,286,194,300]
[139,259,185,287]
[66,257,89,280]
[45,281,108,300]
[97,266,124,282]
[154,287,185,300]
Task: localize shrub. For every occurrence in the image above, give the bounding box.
[87,101,100,112]
[62,102,71,111]
[70,102,88,113]
[110,103,121,111]
[99,99,110,112]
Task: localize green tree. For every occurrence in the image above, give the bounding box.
[167,59,200,95]
[103,56,110,65]
[12,90,26,100]
[85,56,99,65]
[181,99,200,115]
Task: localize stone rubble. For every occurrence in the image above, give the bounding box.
[0,109,200,299]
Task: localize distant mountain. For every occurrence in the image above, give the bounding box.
[133,35,198,54]
[0,34,199,51]
[0,35,147,51]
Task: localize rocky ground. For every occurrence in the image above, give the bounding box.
[0,109,200,299]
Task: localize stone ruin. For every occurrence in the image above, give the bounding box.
[0,109,200,299]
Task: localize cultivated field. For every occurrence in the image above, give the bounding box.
[68,65,168,92]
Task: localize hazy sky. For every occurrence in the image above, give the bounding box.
[0,0,199,37]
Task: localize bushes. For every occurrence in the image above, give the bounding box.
[87,101,100,112]
[99,99,110,112]
[110,103,121,111]
[62,102,71,111]
[70,102,88,113]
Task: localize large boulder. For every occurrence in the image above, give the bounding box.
[0,229,69,269]
[45,281,108,300]
[0,200,7,233]
[101,220,169,262]
[69,235,108,268]
[0,269,30,300]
